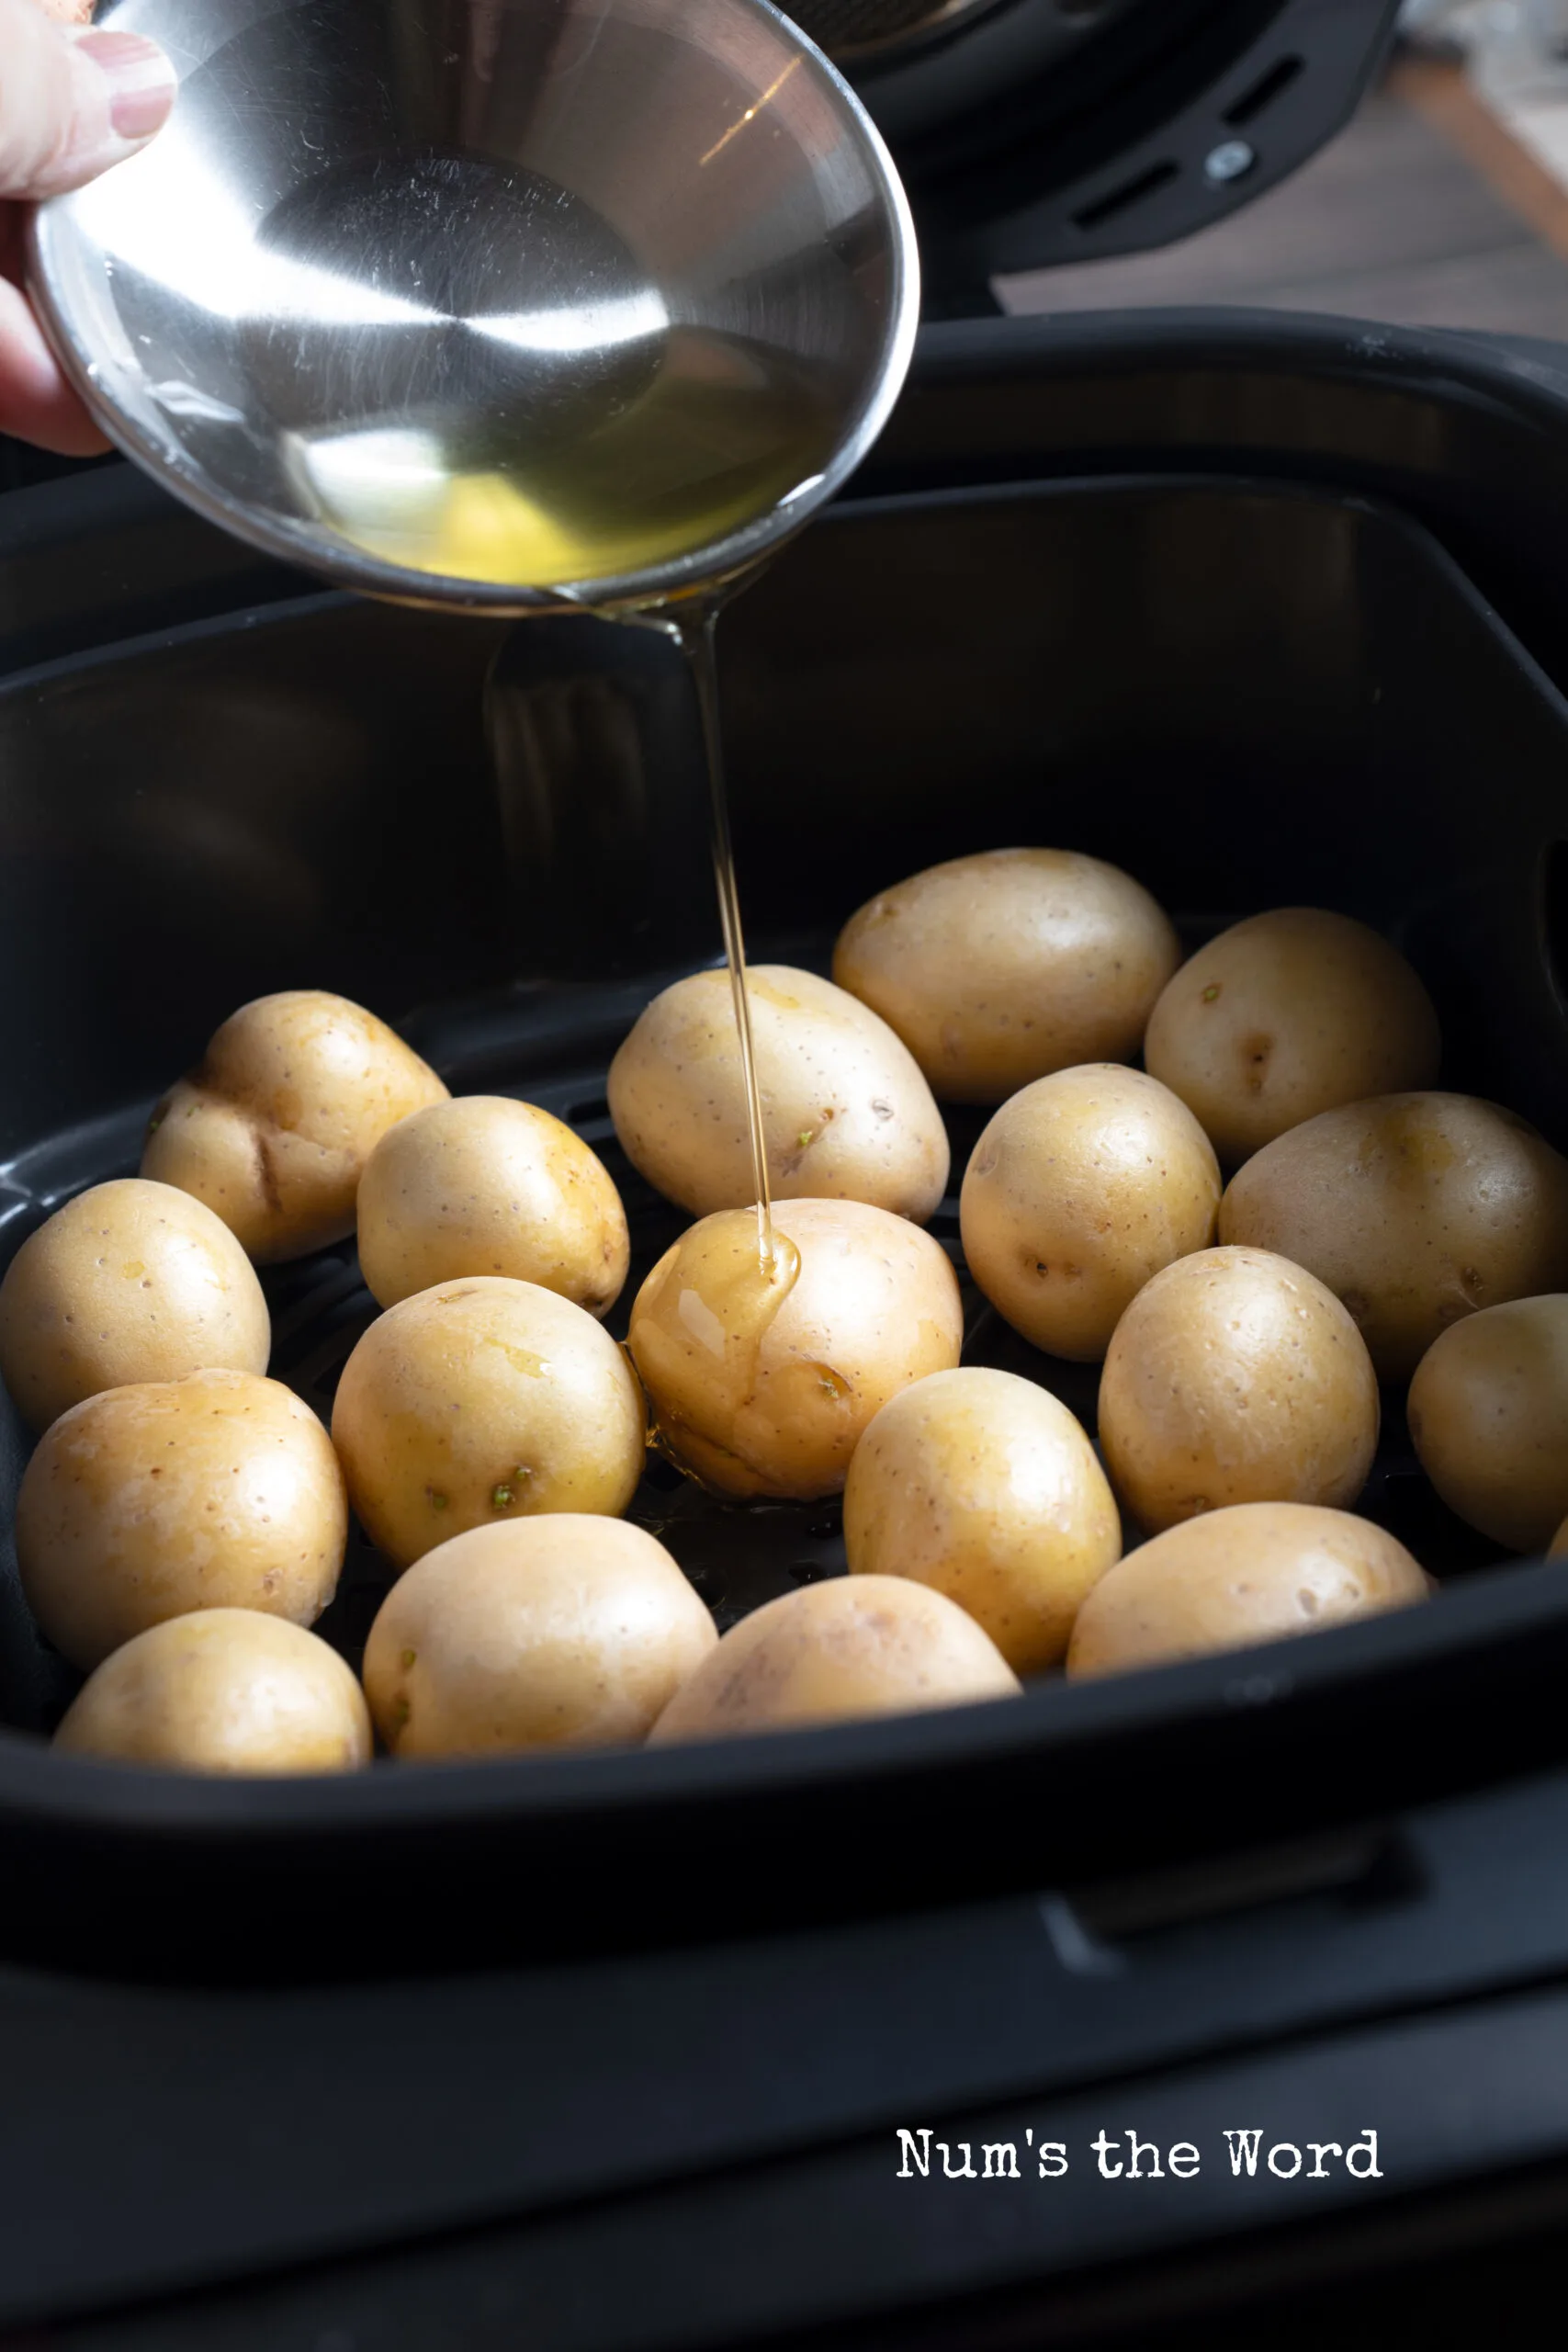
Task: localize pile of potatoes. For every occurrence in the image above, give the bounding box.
[3,842,1567,1778]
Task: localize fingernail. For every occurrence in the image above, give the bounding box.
[73,28,177,142]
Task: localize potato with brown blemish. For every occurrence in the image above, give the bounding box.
[363,1517,716,1758]
[0,1178,269,1432]
[627,1198,963,1502]
[16,1370,347,1670]
[1219,1093,1568,1380]
[1098,1247,1380,1535]
[1066,1502,1430,1679]
[141,990,448,1261]
[55,1610,371,1774]
[608,965,948,1225]
[356,1095,629,1316]
[1407,1295,1568,1554]
[832,849,1181,1105]
[843,1367,1120,1671]
[959,1065,1221,1363]
[331,1276,645,1570]
[649,1575,1021,1743]
[1145,908,1441,1164]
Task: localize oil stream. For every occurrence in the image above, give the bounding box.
[303,325,833,1282]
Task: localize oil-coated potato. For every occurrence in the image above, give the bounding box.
[842,1367,1120,1671]
[141,989,448,1261]
[1066,1502,1430,1679]
[331,1275,645,1569]
[649,1574,1021,1743]
[1099,1247,1380,1534]
[1219,1092,1568,1380]
[960,1066,1221,1362]
[0,1178,269,1432]
[607,965,949,1225]
[627,1199,964,1502]
[362,1517,716,1758]
[54,1610,371,1774]
[1145,908,1441,1164]
[832,849,1181,1105]
[1407,1295,1568,1554]
[357,1095,629,1316]
[17,1370,347,1670]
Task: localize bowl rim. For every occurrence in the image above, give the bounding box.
[25,0,922,616]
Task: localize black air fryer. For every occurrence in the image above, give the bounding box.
[11,3,1568,2346]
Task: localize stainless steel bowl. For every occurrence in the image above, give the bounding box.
[28,0,919,615]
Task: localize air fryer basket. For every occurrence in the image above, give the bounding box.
[1,461,1566,1984]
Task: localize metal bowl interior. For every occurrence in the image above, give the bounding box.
[28,0,919,614]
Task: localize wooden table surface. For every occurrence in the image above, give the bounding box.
[998,54,1568,338]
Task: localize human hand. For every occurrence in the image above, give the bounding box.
[0,0,176,453]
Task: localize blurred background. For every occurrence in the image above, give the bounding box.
[998,0,1568,332]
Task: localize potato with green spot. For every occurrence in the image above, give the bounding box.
[363,1517,716,1758]
[331,1276,645,1570]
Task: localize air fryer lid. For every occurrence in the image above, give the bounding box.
[791,0,1403,302]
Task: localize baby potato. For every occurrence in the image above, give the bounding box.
[363,1517,716,1758]
[17,1370,347,1670]
[1066,1502,1430,1679]
[1219,1092,1568,1380]
[843,1367,1120,1671]
[331,1275,645,1570]
[960,1066,1221,1362]
[1407,1295,1568,1554]
[832,849,1181,1105]
[141,989,448,1261]
[1099,1247,1380,1535]
[54,1610,370,1774]
[357,1095,629,1316]
[607,965,948,1225]
[1145,908,1441,1164]
[0,1177,269,1433]
[649,1575,1021,1744]
[627,1199,963,1502]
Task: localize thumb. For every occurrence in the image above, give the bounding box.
[0,0,176,202]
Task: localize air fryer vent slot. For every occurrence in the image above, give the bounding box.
[1224,52,1304,127]
[1073,159,1179,232]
